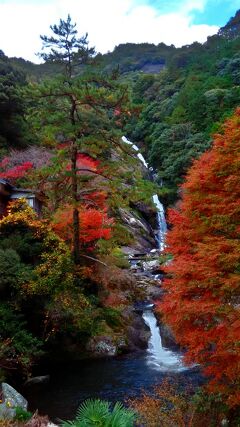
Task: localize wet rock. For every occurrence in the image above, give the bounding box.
[86,336,117,357]
[24,375,50,388]
[142,260,159,271]
[130,201,158,229]
[159,323,179,351]
[119,208,149,232]
[116,337,128,353]
[127,314,151,351]
[0,383,28,419]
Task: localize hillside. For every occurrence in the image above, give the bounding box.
[1,11,240,205]
[124,11,240,203]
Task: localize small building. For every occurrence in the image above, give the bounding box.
[0,179,43,218]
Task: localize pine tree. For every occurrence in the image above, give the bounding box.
[26,16,134,265]
[38,14,95,78]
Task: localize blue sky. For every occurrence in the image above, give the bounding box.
[0,0,238,62]
[190,0,239,26]
[142,0,237,23]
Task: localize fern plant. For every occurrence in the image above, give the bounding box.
[60,398,135,427]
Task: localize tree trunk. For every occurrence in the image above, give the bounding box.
[71,139,80,265]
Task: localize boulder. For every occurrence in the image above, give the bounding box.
[0,383,28,419]
[86,336,117,357]
[142,260,160,271]
[126,314,151,350]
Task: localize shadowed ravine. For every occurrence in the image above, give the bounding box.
[26,140,203,422]
[26,330,202,422]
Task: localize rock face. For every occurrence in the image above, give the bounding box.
[121,307,151,351]
[127,316,151,350]
[0,383,28,419]
[119,207,156,254]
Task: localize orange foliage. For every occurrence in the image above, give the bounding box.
[50,148,113,251]
[129,379,225,427]
[65,153,100,174]
[0,161,33,182]
[159,109,240,406]
[52,204,113,249]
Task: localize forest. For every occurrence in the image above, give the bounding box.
[0,8,240,427]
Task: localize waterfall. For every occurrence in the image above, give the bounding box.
[142,308,184,371]
[122,136,167,250]
[122,136,148,168]
[152,194,167,251]
[122,136,186,372]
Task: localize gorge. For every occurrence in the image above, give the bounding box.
[25,140,202,421]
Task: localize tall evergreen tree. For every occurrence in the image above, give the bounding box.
[38,14,95,78]
[0,57,30,152]
[27,16,133,265]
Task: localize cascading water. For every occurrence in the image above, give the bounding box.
[122,136,167,250]
[152,194,167,251]
[142,306,184,371]
[122,136,185,372]
[122,136,148,168]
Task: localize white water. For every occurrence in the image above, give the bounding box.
[122,136,168,250]
[142,309,185,372]
[152,194,167,251]
[122,136,148,168]
[122,135,186,372]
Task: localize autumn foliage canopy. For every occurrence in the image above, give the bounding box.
[53,204,113,249]
[160,109,240,406]
[0,159,33,182]
[52,153,113,250]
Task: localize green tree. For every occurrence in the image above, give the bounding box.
[0,56,30,152]
[38,14,95,78]
[149,124,210,199]
[36,15,96,263]
[0,199,96,376]
[26,16,145,266]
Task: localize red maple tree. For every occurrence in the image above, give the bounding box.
[52,203,113,250]
[52,152,113,250]
[0,161,33,182]
[159,109,240,406]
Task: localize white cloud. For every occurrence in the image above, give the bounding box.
[0,0,219,63]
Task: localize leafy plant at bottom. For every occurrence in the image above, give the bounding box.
[14,406,33,422]
[60,398,135,427]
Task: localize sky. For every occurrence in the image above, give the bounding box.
[0,0,238,63]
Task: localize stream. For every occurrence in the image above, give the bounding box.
[26,138,203,421]
[26,315,201,422]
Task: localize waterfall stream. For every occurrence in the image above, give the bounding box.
[122,135,167,250]
[142,307,184,372]
[122,136,185,371]
[152,194,167,251]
